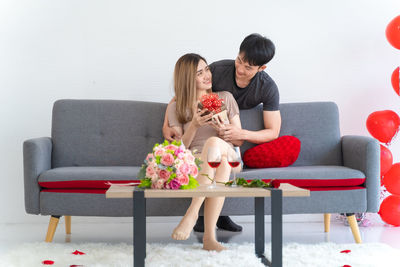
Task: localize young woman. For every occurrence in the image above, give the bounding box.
[167,53,243,252]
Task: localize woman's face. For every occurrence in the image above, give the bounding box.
[195,59,212,91]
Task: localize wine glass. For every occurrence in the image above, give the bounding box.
[228,147,242,187]
[207,146,221,189]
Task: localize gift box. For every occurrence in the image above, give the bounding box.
[198,93,229,124]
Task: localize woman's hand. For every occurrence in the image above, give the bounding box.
[192,109,214,128]
[209,114,227,137]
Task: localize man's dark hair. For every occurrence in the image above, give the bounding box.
[239,33,275,66]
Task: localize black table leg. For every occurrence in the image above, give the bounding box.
[271,189,282,267]
[255,197,265,256]
[255,197,270,266]
[133,188,146,267]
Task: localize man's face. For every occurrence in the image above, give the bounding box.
[234,52,264,81]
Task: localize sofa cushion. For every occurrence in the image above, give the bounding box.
[243,136,301,168]
[239,102,342,167]
[39,166,141,189]
[239,165,365,187]
[38,165,365,189]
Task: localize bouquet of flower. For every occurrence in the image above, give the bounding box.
[198,93,229,124]
[138,140,201,190]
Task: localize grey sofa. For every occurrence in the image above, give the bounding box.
[23,99,380,243]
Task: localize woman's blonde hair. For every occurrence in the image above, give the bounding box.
[174,53,209,124]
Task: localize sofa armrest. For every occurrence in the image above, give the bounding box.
[341,135,380,212]
[23,137,52,214]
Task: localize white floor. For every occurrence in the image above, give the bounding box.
[1,214,400,256]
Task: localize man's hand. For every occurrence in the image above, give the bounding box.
[163,125,181,142]
[219,124,243,142]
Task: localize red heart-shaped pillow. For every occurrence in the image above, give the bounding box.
[243,136,301,168]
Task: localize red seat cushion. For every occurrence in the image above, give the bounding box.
[243,136,301,168]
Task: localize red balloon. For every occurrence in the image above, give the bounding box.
[383,163,400,195]
[380,145,393,176]
[386,15,400,50]
[366,110,400,144]
[392,67,400,96]
[378,195,400,226]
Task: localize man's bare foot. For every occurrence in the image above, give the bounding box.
[203,238,226,252]
[171,213,198,240]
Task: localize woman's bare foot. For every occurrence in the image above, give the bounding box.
[171,213,198,240]
[203,238,226,252]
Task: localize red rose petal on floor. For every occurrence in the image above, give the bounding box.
[343,265,352,267]
[70,265,84,267]
[42,260,54,265]
[340,250,351,253]
[72,250,86,255]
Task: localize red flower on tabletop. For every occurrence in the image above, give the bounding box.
[72,250,86,255]
[271,180,281,188]
[42,260,54,265]
[340,249,351,254]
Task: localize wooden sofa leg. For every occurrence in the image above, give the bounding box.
[346,213,362,243]
[324,213,331,232]
[45,215,61,242]
[65,216,71,234]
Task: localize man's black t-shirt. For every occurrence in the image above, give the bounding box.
[209,60,279,111]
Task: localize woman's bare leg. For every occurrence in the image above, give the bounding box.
[172,137,233,243]
[202,137,232,251]
[171,148,213,240]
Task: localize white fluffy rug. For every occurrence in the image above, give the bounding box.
[0,241,399,267]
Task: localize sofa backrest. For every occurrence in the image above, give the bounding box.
[52,100,342,168]
[52,99,166,167]
[240,102,342,166]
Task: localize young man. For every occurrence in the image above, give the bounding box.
[163,33,281,232]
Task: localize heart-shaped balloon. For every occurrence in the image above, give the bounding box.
[380,145,393,177]
[383,163,400,195]
[392,67,400,96]
[366,110,400,145]
[386,15,400,50]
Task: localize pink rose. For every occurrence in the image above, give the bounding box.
[146,165,156,177]
[175,145,185,157]
[177,174,189,185]
[146,153,155,163]
[159,169,171,180]
[184,153,195,163]
[176,151,184,160]
[189,164,198,177]
[168,178,181,190]
[161,153,174,166]
[152,179,165,189]
[154,148,165,156]
[178,162,190,175]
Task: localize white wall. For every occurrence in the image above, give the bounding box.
[0,0,399,224]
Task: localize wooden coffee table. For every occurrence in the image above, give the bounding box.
[106,183,310,267]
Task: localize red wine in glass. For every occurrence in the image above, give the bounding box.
[208,161,221,168]
[228,161,240,168]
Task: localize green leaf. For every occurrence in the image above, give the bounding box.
[137,165,146,180]
[235,177,249,186]
[167,173,177,183]
[181,176,199,189]
[171,140,181,146]
[162,139,169,146]
[195,158,203,170]
[246,179,267,188]
[138,178,152,188]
